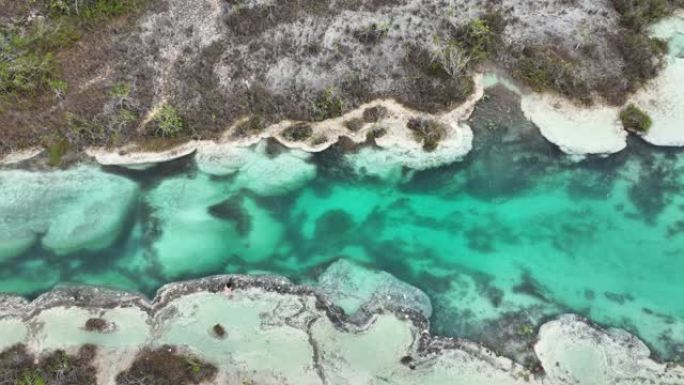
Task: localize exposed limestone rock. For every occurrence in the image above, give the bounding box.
[1,276,681,385]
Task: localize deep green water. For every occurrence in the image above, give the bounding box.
[1,114,684,357]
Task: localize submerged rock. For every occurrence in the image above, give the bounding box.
[317,259,432,319]
[0,167,138,258]
[196,141,316,196]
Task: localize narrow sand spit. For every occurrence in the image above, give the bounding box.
[85,141,198,169]
[0,147,44,165]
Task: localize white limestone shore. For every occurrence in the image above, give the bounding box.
[1,276,682,385]
[520,93,627,157]
[0,147,43,166]
[85,140,199,170]
[82,74,483,173]
[628,14,684,147]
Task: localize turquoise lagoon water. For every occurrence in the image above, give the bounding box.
[1,110,684,358]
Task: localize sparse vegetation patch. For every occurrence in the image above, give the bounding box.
[115,346,217,385]
[0,344,97,385]
[362,105,388,123]
[0,22,79,97]
[153,105,185,138]
[312,88,344,121]
[407,117,448,152]
[232,115,266,138]
[620,104,652,133]
[281,122,313,142]
[514,47,591,104]
[48,0,144,20]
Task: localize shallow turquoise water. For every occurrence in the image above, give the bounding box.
[1,120,683,357]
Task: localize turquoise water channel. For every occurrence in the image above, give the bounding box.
[1,108,684,358]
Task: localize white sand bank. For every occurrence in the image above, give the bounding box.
[85,141,198,169]
[0,147,43,166]
[628,15,684,146]
[519,94,626,156]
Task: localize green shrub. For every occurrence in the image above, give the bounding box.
[451,17,498,63]
[0,22,79,97]
[112,108,137,129]
[48,0,143,19]
[154,105,185,138]
[46,138,69,166]
[0,344,97,385]
[115,346,217,385]
[109,82,130,98]
[366,126,387,142]
[620,104,652,133]
[407,117,447,152]
[432,12,505,76]
[281,122,313,142]
[362,105,388,123]
[610,0,673,30]
[312,88,343,121]
[514,47,590,103]
[344,117,364,132]
[232,115,266,138]
[353,22,390,44]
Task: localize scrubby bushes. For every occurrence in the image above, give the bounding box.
[0,22,79,97]
[406,117,447,151]
[366,126,387,142]
[312,88,343,121]
[153,105,185,138]
[353,22,390,44]
[620,104,652,133]
[449,15,503,63]
[362,105,387,123]
[0,344,97,385]
[610,0,677,30]
[514,47,591,104]
[281,122,313,142]
[615,32,668,93]
[115,346,217,385]
[232,115,266,138]
[433,12,506,75]
[344,117,364,132]
[401,44,476,112]
[212,324,227,338]
[45,137,69,166]
[47,0,144,20]
[85,317,108,332]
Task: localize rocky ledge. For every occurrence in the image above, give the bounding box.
[1,272,683,385]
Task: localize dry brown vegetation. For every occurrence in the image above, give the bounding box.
[0,0,682,158]
[115,346,217,385]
